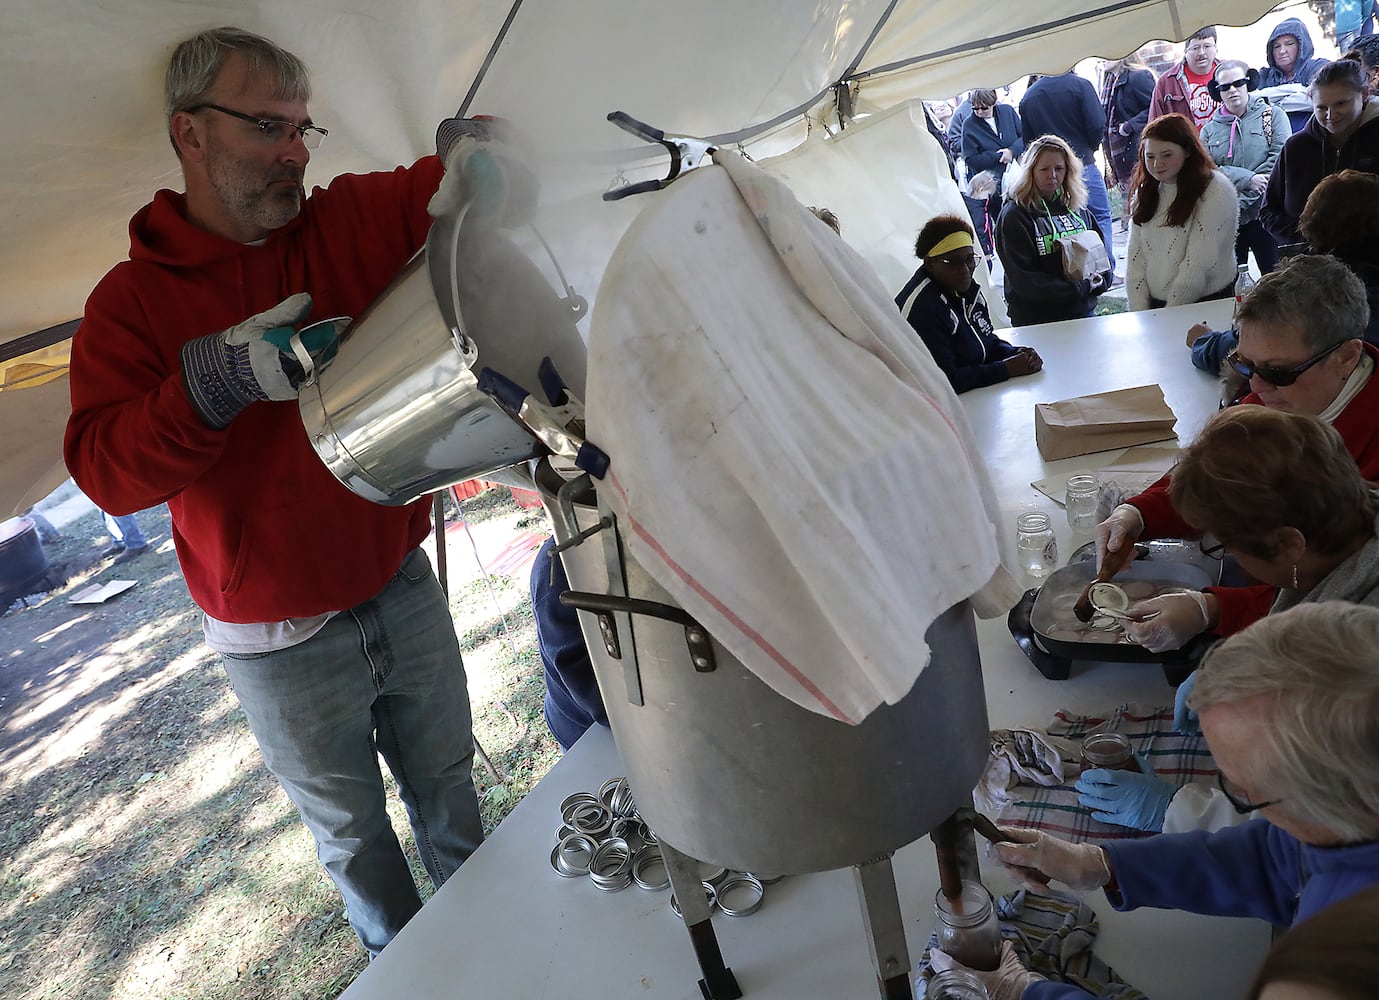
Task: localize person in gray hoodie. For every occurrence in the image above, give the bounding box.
[1259,17,1330,87]
[1201,60,1289,273]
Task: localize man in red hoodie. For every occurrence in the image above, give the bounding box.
[64,27,500,957]
[1148,26,1221,130]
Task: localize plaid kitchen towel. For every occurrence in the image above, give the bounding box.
[916,887,1147,999]
[994,704,1219,843]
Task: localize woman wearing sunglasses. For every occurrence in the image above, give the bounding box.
[930,603,1379,1000]
[1096,254,1379,653]
[895,214,1042,393]
[1072,407,1379,836]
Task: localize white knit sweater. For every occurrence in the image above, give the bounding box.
[1126,170,1239,310]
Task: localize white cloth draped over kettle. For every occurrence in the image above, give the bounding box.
[586,148,1022,724]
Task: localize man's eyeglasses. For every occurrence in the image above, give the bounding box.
[1216,771,1283,815]
[190,103,329,150]
[1216,78,1250,91]
[972,105,995,112]
[1227,341,1345,388]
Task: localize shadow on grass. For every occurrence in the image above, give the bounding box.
[0,497,557,1000]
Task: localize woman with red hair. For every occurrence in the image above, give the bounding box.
[1126,113,1239,310]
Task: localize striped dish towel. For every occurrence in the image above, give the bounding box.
[916,887,1147,999]
[995,704,1219,843]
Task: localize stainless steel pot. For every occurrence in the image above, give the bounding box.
[537,461,991,875]
[298,209,588,506]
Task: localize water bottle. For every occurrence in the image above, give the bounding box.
[1232,263,1255,324]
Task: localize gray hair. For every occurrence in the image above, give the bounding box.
[164,27,311,152]
[1236,254,1369,351]
[1190,602,1379,843]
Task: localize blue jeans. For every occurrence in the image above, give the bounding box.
[105,511,147,549]
[220,548,483,956]
[1081,160,1114,260]
[531,537,608,751]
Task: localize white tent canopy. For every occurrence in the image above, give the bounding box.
[1,0,1278,512]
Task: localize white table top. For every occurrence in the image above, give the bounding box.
[342,299,1268,1000]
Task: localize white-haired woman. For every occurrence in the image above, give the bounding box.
[933,602,1379,1000]
[995,134,1113,326]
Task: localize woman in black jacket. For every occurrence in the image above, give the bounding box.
[962,88,1024,256]
[1101,55,1156,231]
[1261,59,1379,244]
[996,134,1113,326]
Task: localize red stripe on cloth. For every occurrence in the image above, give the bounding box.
[606,473,855,724]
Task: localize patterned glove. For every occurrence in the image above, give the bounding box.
[179,293,313,429]
[430,116,538,226]
[1076,758,1175,832]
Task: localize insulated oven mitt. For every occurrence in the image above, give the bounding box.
[180,293,313,429]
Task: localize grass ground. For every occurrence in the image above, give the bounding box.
[0,486,559,999]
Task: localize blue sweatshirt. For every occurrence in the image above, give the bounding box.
[1023,819,1379,998]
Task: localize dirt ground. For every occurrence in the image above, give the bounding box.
[0,485,559,999]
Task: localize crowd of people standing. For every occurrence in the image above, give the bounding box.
[906,15,1379,395]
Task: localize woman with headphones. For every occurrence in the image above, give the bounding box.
[1201,60,1289,275]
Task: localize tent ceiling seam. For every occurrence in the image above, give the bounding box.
[849,0,1157,80]
[456,0,527,118]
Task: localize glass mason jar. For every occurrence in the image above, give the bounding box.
[1064,474,1101,532]
[923,968,991,999]
[1015,511,1058,580]
[934,881,1002,972]
[1080,725,1141,773]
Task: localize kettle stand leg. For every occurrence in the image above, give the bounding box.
[660,840,743,1000]
[852,855,913,1000]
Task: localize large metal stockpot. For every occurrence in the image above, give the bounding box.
[298,209,588,506]
[537,461,991,876]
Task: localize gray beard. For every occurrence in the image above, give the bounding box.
[206,149,302,233]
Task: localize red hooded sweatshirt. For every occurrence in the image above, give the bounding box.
[1127,343,1379,635]
[65,157,444,623]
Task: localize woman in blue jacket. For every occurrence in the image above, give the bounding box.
[930,602,1379,999]
[895,215,1041,393]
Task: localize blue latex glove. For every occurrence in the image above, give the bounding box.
[1076,757,1175,832]
[1174,671,1200,734]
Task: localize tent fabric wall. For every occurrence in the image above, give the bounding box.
[756,102,1010,328]
[0,0,1280,512]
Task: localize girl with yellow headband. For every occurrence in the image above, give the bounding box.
[895,215,1043,393]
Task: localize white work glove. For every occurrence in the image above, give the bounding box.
[429,116,537,226]
[1122,590,1209,652]
[992,828,1111,893]
[930,941,1044,1000]
[1095,503,1144,576]
[179,293,314,429]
